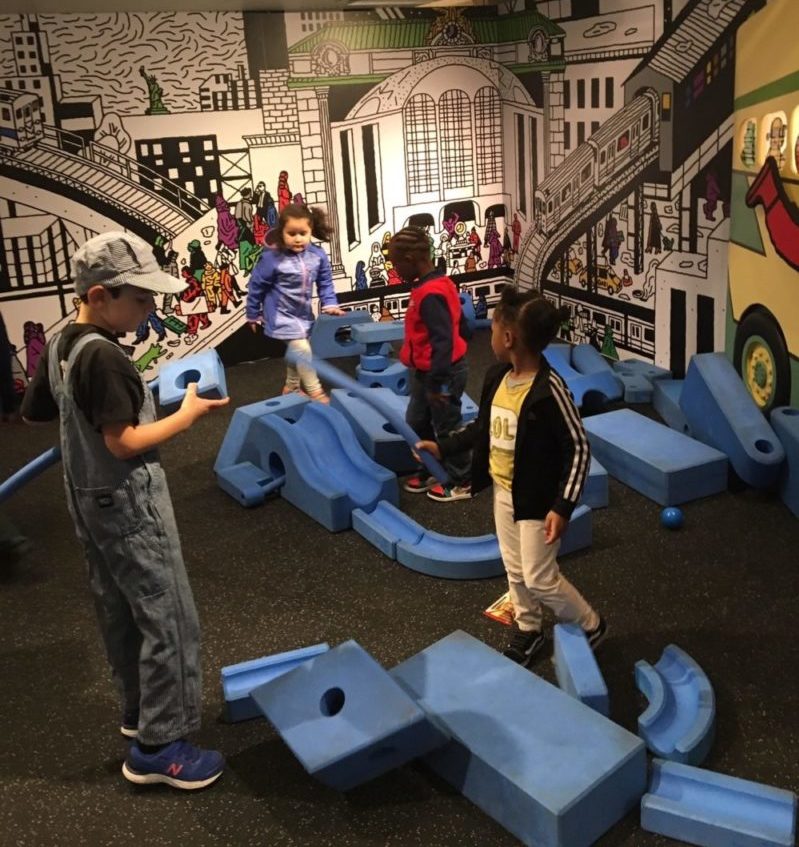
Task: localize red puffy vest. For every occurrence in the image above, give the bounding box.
[400,276,467,371]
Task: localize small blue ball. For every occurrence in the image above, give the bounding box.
[661,506,684,529]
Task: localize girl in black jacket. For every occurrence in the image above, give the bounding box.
[418,286,606,666]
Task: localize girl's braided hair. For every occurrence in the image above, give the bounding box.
[493,285,569,354]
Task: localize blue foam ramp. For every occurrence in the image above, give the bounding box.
[251,403,398,531]
[222,643,330,722]
[250,640,448,791]
[391,631,647,847]
[356,360,410,395]
[553,623,609,716]
[158,349,227,407]
[635,644,715,766]
[214,393,309,507]
[653,379,691,435]
[581,457,608,508]
[352,499,425,558]
[309,311,372,359]
[680,353,785,489]
[545,346,623,407]
[771,407,799,517]
[641,759,797,847]
[350,321,405,345]
[584,409,728,505]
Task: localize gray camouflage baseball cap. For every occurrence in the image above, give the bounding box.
[72,231,187,296]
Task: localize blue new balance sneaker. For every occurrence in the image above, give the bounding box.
[122,740,224,790]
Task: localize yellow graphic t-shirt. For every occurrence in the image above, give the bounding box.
[488,372,535,491]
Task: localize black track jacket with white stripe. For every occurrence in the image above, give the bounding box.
[438,358,590,520]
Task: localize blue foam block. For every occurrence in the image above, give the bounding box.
[641,759,797,847]
[582,457,609,508]
[221,643,330,722]
[613,357,672,381]
[584,409,728,505]
[309,311,372,359]
[352,499,425,559]
[391,631,647,847]
[356,360,410,395]
[553,623,609,716]
[680,353,785,489]
[350,321,405,345]
[635,644,715,766]
[559,504,592,555]
[616,371,655,403]
[653,379,691,435]
[250,640,448,791]
[571,344,617,377]
[544,346,623,407]
[360,353,390,372]
[158,349,228,407]
[771,407,799,517]
[214,394,309,507]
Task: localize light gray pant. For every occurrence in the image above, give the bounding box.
[493,484,598,633]
[285,338,323,395]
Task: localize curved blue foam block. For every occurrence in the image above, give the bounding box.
[222,643,330,723]
[214,393,309,507]
[286,351,448,482]
[158,349,228,407]
[0,445,62,504]
[251,404,397,532]
[653,379,691,435]
[680,353,785,488]
[584,409,728,505]
[553,623,609,716]
[250,640,449,791]
[635,644,715,766]
[309,311,372,359]
[356,360,410,395]
[544,345,623,406]
[771,407,799,517]
[642,758,797,847]
[391,631,647,847]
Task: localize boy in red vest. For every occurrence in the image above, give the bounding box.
[388,227,472,501]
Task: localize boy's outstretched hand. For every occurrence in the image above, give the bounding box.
[544,510,567,545]
[180,383,230,422]
[413,439,441,462]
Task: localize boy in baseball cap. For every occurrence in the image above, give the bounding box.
[22,232,228,789]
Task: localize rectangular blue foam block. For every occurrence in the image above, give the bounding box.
[391,631,646,847]
[582,457,608,508]
[770,407,799,517]
[221,643,330,722]
[309,312,372,359]
[584,409,728,505]
[553,624,609,716]
[641,759,797,847]
[250,640,448,791]
[158,349,228,407]
[350,321,406,344]
[680,353,785,489]
[356,360,410,395]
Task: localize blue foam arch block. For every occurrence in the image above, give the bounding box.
[391,631,647,847]
[584,409,728,505]
[653,379,691,435]
[158,349,228,407]
[582,457,609,509]
[680,353,785,489]
[350,321,405,345]
[249,640,449,791]
[221,643,330,723]
[356,360,410,395]
[309,311,372,359]
[770,407,799,517]
[252,404,398,532]
[641,759,797,847]
[635,644,715,766]
[214,393,309,507]
[553,624,609,716]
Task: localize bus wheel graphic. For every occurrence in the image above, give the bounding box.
[733,309,790,412]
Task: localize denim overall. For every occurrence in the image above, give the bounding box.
[48,332,201,744]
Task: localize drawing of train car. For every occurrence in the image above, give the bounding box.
[0,88,43,151]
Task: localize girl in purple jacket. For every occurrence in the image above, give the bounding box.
[246,204,344,402]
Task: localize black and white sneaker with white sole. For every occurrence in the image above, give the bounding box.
[585,616,608,650]
[503,625,546,667]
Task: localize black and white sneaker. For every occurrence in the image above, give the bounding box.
[503,625,546,667]
[585,616,608,650]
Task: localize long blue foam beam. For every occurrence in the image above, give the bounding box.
[286,350,449,483]
[0,378,160,504]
